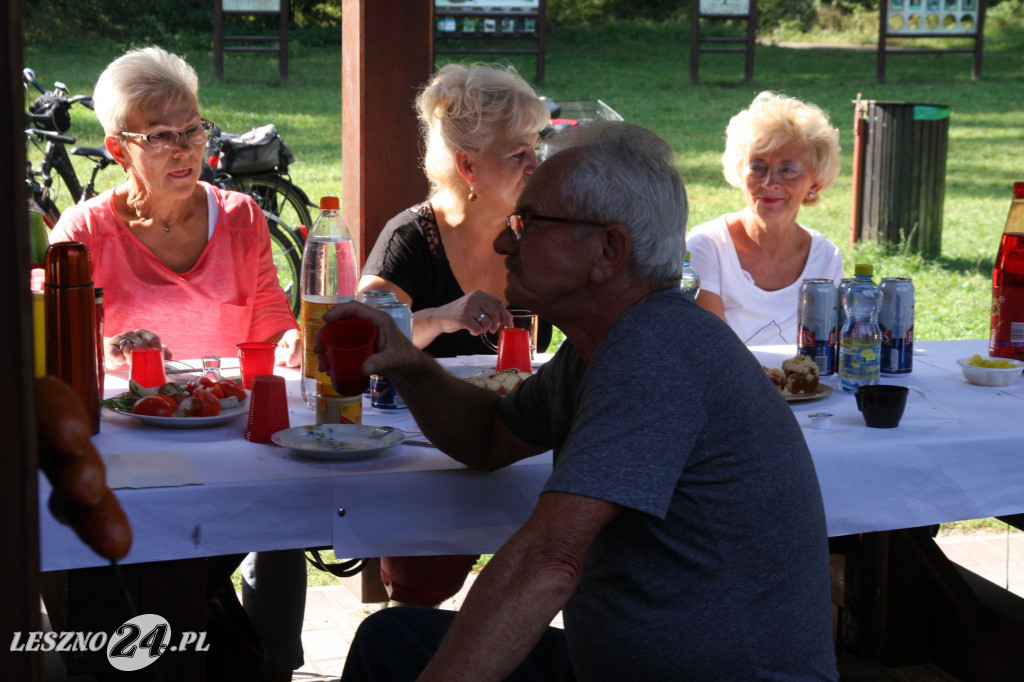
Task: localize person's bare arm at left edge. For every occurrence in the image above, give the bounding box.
[420,491,620,682]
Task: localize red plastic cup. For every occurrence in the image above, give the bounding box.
[245,375,290,443]
[236,342,276,390]
[496,327,532,374]
[321,317,377,396]
[128,347,166,389]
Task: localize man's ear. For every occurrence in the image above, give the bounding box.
[105,135,131,171]
[590,223,631,283]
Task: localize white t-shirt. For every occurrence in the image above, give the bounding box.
[687,215,844,346]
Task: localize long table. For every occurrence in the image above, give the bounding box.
[40,358,551,572]
[40,339,1024,572]
[38,339,1024,678]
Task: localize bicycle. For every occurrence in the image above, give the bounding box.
[23,68,114,228]
[202,124,315,317]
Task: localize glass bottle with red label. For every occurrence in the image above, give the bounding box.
[990,182,1024,359]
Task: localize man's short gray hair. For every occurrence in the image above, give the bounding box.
[543,122,688,286]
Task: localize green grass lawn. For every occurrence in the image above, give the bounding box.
[26,18,1024,585]
[26,21,1024,344]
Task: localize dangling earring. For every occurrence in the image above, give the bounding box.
[468,184,477,202]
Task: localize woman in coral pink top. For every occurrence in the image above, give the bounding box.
[49,47,299,370]
[48,46,304,682]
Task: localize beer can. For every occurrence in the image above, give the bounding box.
[357,291,399,395]
[357,289,397,306]
[797,279,838,375]
[376,301,413,339]
[371,302,413,409]
[879,277,915,375]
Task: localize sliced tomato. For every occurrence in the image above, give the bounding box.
[185,376,217,393]
[131,394,178,417]
[190,387,221,417]
[207,383,225,399]
[216,380,246,402]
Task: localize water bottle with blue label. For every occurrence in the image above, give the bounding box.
[680,251,700,298]
[838,264,881,394]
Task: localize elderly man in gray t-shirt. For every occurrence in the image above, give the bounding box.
[327,122,837,681]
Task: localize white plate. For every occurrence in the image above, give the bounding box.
[272,424,406,461]
[446,365,494,379]
[109,403,248,429]
[106,389,250,429]
[784,384,834,402]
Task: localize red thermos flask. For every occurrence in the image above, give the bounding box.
[45,242,100,434]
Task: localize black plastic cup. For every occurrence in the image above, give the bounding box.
[855,385,909,428]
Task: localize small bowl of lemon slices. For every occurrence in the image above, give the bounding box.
[956,354,1024,387]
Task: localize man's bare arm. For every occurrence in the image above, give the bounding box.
[419,491,621,682]
[319,301,544,470]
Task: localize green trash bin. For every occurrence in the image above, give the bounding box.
[853,100,950,258]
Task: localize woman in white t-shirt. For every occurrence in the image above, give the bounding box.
[688,91,843,346]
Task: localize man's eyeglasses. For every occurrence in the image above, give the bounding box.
[506,212,598,242]
[120,119,215,152]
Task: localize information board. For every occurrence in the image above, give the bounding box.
[436,0,538,8]
[886,0,980,34]
[223,0,280,11]
[699,0,751,15]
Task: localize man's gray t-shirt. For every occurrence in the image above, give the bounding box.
[500,288,837,681]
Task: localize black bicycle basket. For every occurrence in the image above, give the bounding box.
[29,93,71,134]
[214,124,295,175]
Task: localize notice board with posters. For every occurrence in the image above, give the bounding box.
[214,0,288,83]
[434,0,547,83]
[877,0,986,82]
[690,0,757,83]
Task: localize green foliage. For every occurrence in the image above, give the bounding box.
[24,14,1024,345]
[25,0,212,48]
[758,0,820,32]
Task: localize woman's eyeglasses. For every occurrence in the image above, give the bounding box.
[745,162,808,184]
[120,119,215,152]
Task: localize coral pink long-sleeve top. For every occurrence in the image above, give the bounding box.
[49,182,298,361]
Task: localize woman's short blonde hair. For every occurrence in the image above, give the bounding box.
[721,91,840,205]
[416,63,550,194]
[93,46,199,137]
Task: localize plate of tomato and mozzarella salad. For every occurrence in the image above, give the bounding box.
[104,377,249,429]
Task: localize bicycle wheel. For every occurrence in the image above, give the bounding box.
[265,211,303,319]
[236,175,314,235]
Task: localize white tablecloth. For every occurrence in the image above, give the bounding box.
[40,342,1024,570]
[751,340,1024,537]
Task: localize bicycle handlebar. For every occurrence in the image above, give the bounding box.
[23,67,93,109]
[26,128,76,145]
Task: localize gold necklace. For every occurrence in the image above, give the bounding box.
[126,189,193,235]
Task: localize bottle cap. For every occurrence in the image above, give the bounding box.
[854,263,874,277]
[1014,182,1024,198]
[45,242,93,287]
[320,196,340,210]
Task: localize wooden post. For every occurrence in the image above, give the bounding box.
[0,1,42,679]
[342,0,432,266]
[850,97,866,244]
